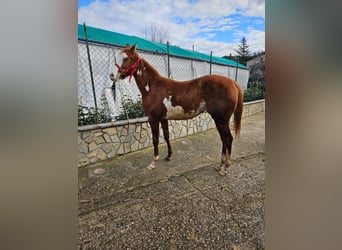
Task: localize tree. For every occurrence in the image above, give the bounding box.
[143,24,168,43]
[235,37,251,65]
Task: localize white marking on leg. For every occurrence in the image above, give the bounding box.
[147,155,159,170]
[215,165,222,171]
[226,152,232,168]
[219,152,231,176]
[215,153,225,171]
[147,162,156,170]
[219,169,228,176]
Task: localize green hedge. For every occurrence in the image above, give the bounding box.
[78,94,112,126]
[115,96,145,121]
[78,83,265,126]
[244,81,265,102]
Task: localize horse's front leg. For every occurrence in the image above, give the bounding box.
[161,119,172,161]
[147,117,160,170]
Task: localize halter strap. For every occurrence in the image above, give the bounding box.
[115,57,141,82]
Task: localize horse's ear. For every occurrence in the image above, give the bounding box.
[131,43,137,53]
[121,44,131,54]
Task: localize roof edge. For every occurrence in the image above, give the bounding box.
[78,24,248,69]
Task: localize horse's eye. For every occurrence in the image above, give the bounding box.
[123,58,128,62]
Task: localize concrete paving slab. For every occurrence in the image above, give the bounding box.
[79,112,265,249]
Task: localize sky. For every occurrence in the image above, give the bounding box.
[78,0,265,57]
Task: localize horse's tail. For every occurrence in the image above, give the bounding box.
[233,82,243,138]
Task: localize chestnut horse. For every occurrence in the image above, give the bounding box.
[110,44,243,176]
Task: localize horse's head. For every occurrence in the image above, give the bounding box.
[110,43,141,83]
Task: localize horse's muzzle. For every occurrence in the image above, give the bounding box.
[110,73,118,83]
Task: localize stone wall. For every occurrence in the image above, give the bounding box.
[78,99,265,167]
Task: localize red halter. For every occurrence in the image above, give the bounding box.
[115,57,141,82]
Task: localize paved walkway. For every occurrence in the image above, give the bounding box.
[79,112,265,249]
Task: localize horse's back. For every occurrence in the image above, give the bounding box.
[200,74,236,86]
[200,75,239,96]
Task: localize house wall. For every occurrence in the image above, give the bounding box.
[246,54,265,67]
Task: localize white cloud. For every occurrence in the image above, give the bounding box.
[78,0,264,56]
[177,0,240,18]
[190,38,238,57]
[242,0,265,18]
[247,29,265,53]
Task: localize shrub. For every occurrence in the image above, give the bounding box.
[244,81,265,102]
[115,96,146,120]
[78,94,112,126]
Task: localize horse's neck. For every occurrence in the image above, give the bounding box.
[134,58,162,96]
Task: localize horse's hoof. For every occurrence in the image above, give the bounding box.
[219,169,228,176]
[215,165,222,171]
[147,164,156,170]
[164,156,171,161]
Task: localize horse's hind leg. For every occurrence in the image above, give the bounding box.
[215,143,227,172]
[214,118,233,176]
[147,117,160,170]
[161,119,172,161]
[221,129,233,176]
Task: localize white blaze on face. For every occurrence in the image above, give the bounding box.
[117,53,128,65]
[163,96,206,120]
[112,53,129,81]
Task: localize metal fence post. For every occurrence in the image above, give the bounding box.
[83,22,98,122]
[167,41,171,78]
[191,45,195,79]
[209,51,212,75]
[235,59,238,82]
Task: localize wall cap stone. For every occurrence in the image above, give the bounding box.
[244,99,265,105]
[78,99,265,132]
[78,117,149,132]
